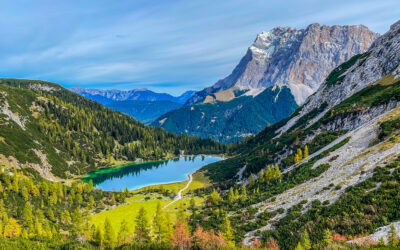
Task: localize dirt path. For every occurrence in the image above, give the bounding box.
[163,174,192,209]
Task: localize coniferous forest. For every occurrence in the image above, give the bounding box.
[1,2,400,250]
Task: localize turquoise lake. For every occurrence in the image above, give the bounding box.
[83,155,223,191]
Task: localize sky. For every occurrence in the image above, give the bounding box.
[0,0,399,95]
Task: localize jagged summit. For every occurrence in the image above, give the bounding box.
[294,18,400,122]
[185,23,379,106]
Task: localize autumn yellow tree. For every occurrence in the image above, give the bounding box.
[4,218,21,238]
[304,145,309,159]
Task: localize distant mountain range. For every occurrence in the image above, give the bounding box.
[154,23,379,142]
[70,86,195,123]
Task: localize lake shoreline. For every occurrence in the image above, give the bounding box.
[83,155,224,191]
[82,153,225,181]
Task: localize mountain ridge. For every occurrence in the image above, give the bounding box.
[154,23,379,143]
[195,18,400,247]
[186,23,379,106]
[70,86,195,104]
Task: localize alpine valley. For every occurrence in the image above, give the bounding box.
[153,23,379,143]
[1,4,400,250]
[70,87,196,124]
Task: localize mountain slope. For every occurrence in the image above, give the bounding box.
[154,23,379,142]
[153,85,298,143]
[107,100,182,124]
[193,19,400,247]
[0,79,225,179]
[186,23,379,106]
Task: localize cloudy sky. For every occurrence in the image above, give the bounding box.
[0,0,398,95]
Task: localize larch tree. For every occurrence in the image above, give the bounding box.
[171,220,191,249]
[103,217,116,248]
[153,202,166,243]
[388,223,399,246]
[118,219,130,245]
[134,207,150,243]
[304,145,309,159]
[221,212,234,246]
[297,229,311,250]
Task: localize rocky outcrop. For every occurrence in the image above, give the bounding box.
[186,23,379,106]
[278,19,400,136]
[300,20,400,116]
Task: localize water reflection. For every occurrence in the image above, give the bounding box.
[82,155,222,191]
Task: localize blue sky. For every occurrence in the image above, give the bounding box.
[0,0,398,95]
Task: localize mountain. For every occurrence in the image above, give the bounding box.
[70,86,195,104]
[107,100,182,124]
[153,85,298,143]
[186,23,379,106]
[195,19,400,247]
[0,79,224,180]
[154,23,379,142]
[70,87,195,123]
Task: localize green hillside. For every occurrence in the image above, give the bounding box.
[107,99,182,124]
[0,79,225,178]
[152,86,298,143]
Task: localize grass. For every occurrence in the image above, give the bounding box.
[90,171,210,232]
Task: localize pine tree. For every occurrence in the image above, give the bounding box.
[388,223,399,246]
[103,217,116,248]
[134,207,150,243]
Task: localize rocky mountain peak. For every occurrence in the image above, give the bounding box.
[185,23,379,106]
[277,19,400,136]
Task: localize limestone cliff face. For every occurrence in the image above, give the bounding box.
[300,20,400,114]
[186,23,379,105]
[276,19,400,137]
